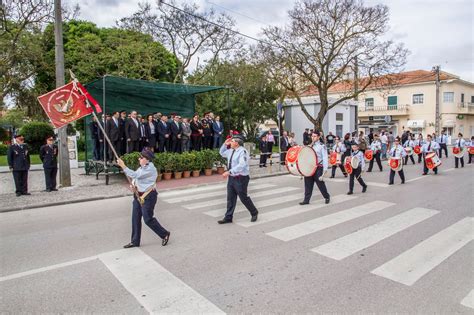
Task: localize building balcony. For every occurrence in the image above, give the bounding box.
[457,102,474,114]
[358,104,410,117]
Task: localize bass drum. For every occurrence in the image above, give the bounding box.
[286,146,318,177]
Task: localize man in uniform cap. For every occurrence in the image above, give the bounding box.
[117,148,171,248]
[39,136,58,192]
[218,134,259,224]
[7,134,31,196]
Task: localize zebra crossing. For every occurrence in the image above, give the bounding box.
[159,179,473,309]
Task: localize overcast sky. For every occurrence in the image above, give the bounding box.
[77,0,474,82]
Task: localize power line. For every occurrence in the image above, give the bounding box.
[205,0,270,26]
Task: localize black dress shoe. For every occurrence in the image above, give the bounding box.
[162,232,170,246]
[329,176,335,178]
[51,188,58,191]
[22,192,31,195]
[251,213,258,222]
[422,173,427,175]
[388,182,394,185]
[325,198,330,204]
[299,201,309,205]
[123,243,139,248]
[347,191,353,195]
[16,193,21,197]
[401,181,405,184]
[44,189,51,192]
[362,186,367,193]
[218,219,232,224]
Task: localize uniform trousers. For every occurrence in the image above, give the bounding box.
[468,153,473,164]
[349,167,367,193]
[303,167,330,203]
[331,164,347,177]
[224,175,258,220]
[259,152,268,167]
[438,143,448,158]
[417,153,422,163]
[44,167,57,190]
[455,156,464,168]
[404,154,415,165]
[368,152,383,171]
[389,169,405,184]
[131,190,168,246]
[13,170,28,194]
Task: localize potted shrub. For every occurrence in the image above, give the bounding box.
[215,150,227,175]
[181,152,193,178]
[201,149,215,176]
[192,151,203,177]
[173,153,184,179]
[153,153,164,182]
[162,153,174,180]
[121,152,141,171]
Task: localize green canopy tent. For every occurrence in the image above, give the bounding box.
[83,76,224,174]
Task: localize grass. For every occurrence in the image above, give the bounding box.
[0,151,86,167]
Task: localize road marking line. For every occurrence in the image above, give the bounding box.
[324,178,389,187]
[185,187,299,210]
[461,289,474,309]
[236,194,357,228]
[0,256,98,282]
[203,193,302,217]
[266,200,394,242]
[371,217,474,286]
[99,249,225,314]
[311,207,439,260]
[163,183,275,203]
[159,183,227,198]
[406,168,455,182]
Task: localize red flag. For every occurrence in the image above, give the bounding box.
[76,81,102,113]
[37,82,97,128]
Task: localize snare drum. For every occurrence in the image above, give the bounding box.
[425,152,442,170]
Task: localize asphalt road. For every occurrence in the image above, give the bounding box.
[1,156,473,314]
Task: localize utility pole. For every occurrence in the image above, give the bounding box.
[433,65,440,136]
[54,0,71,187]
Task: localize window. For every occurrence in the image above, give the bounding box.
[412,94,424,104]
[387,96,397,110]
[336,125,343,138]
[336,113,343,121]
[365,98,374,110]
[461,93,464,104]
[471,96,474,103]
[443,92,454,103]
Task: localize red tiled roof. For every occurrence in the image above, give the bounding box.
[300,70,458,97]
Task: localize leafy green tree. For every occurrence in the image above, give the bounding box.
[189,58,281,140]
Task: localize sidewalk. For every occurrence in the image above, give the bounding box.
[0,158,288,212]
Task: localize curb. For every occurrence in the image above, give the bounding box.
[0,171,289,213]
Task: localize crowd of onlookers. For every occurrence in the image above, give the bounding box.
[89,111,225,161]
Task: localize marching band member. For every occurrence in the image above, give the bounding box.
[117,149,171,248]
[330,136,347,178]
[367,134,383,172]
[422,134,440,175]
[403,134,416,165]
[300,131,330,205]
[415,133,424,163]
[469,136,474,164]
[347,142,367,195]
[454,133,466,168]
[389,137,407,185]
[218,134,259,224]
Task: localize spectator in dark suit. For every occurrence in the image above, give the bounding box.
[39,136,58,192]
[7,134,31,196]
[138,116,148,151]
[106,111,122,160]
[119,110,127,155]
[170,115,182,153]
[157,115,170,152]
[125,110,141,153]
[190,114,203,151]
[201,112,213,149]
[89,116,104,160]
[181,117,191,152]
[303,128,310,145]
[212,115,224,149]
[144,114,157,151]
[280,130,290,165]
[259,134,268,167]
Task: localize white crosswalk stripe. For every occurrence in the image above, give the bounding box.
[324,177,389,187]
[236,194,357,228]
[371,217,474,286]
[267,200,394,241]
[159,183,227,198]
[162,183,275,203]
[184,186,299,210]
[461,289,474,309]
[311,207,439,260]
[203,192,302,217]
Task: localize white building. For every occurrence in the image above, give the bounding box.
[282,95,357,144]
